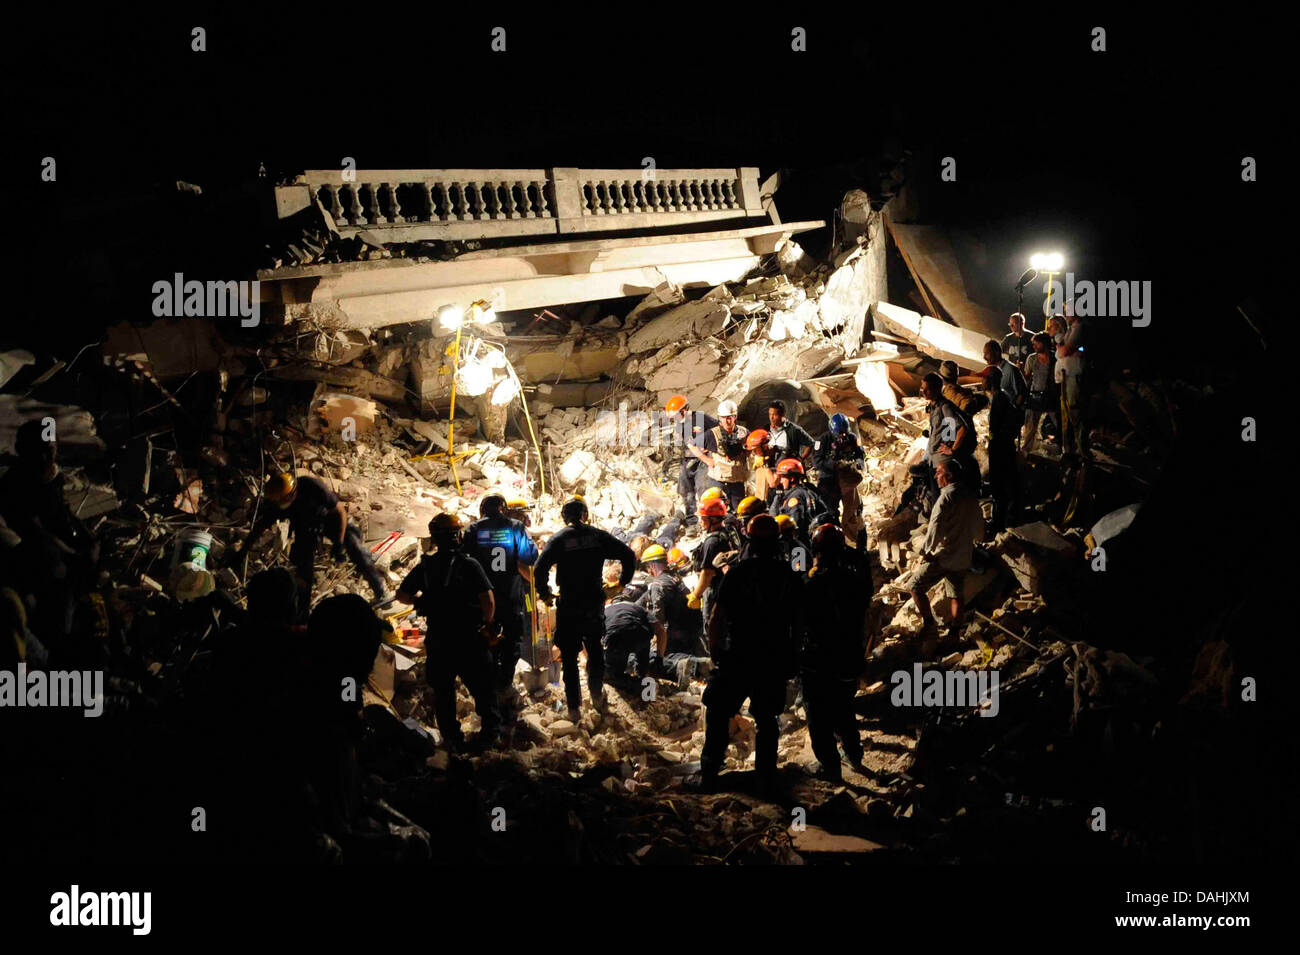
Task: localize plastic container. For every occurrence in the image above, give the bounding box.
[172,528,213,571]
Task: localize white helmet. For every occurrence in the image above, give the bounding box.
[717,399,739,417]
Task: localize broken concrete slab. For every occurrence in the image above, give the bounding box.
[626,294,732,354]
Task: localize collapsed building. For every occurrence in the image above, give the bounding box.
[2,164,1271,866]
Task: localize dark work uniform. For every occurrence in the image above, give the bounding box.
[251,476,385,604]
[698,424,750,512]
[768,483,830,547]
[675,412,718,522]
[603,597,655,686]
[812,431,864,522]
[701,545,799,780]
[534,524,636,709]
[610,512,661,544]
[987,389,1019,531]
[399,549,499,745]
[643,571,706,676]
[798,558,872,772]
[464,514,538,692]
[693,526,733,635]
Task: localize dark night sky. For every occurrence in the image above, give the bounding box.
[11,10,1279,360]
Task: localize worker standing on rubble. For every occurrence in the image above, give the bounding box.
[906,459,983,632]
[1021,332,1058,452]
[664,395,717,527]
[395,513,502,751]
[533,497,637,720]
[694,514,798,793]
[981,365,1019,532]
[813,413,865,541]
[640,545,709,686]
[464,494,539,715]
[767,458,829,548]
[765,400,814,468]
[745,429,774,502]
[1002,312,1037,367]
[687,498,733,629]
[1055,302,1089,459]
[244,473,392,611]
[734,496,766,554]
[921,373,977,494]
[692,399,749,512]
[798,523,871,782]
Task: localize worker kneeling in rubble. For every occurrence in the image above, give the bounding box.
[798,523,872,782]
[463,494,538,712]
[602,576,656,689]
[640,544,709,687]
[396,513,502,751]
[534,497,637,720]
[693,514,798,793]
[245,473,392,611]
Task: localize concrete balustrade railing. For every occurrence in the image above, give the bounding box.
[274,167,764,241]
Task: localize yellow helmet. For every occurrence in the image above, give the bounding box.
[736,495,765,519]
[640,544,667,564]
[700,486,725,504]
[774,513,795,537]
[265,472,298,506]
[505,498,528,510]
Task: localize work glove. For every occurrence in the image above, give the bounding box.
[686,592,702,611]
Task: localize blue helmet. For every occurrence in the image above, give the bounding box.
[829,413,850,436]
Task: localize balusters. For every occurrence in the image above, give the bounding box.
[722,178,737,209]
[535,180,551,218]
[343,184,363,225]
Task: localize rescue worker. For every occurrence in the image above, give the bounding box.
[766,400,815,467]
[938,360,989,417]
[664,394,717,526]
[395,513,501,751]
[745,429,774,502]
[687,498,732,631]
[813,413,865,540]
[694,514,798,793]
[775,514,797,561]
[640,544,708,687]
[767,458,829,547]
[920,373,977,495]
[798,523,871,781]
[692,399,749,512]
[533,497,637,720]
[610,510,664,545]
[463,494,538,710]
[244,472,391,611]
[603,578,655,689]
[907,459,983,631]
[734,496,766,555]
[981,365,1020,532]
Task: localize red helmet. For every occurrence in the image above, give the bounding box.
[746,514,779,541]
[810,522,845,554]
[776,458,804,477]
[744,429,770,451]
[697,498,727,518]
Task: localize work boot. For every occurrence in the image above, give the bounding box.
[684,770,720,794]
[567,706,581,723]
[803,760,843,783]
[591,686,607,712]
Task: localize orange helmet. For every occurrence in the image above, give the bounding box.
[736,495,765,519]
[697,498,727,518]
[744,429,770,451]
[665,394,688,414]
[667,547,690,572]
[747,514,779,541]
[776,458,805,477]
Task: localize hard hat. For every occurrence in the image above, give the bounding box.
[697,498,727,518]
[774,514,795,536]
[640,544,668,564]
[746,514,779,541]
[736,496,765,519]
[667,547,690,572]
[717,399,738,417]
[480,493,506,516]
[700,486,725,504]
[810,522,845,554]
[744,429,769,451]
[828,413,850,436]
[429,512,461,537]
[265,472,298,505]
[505,498,528,510]
[665,394,688,414]
[776,458,805,477]
[561,496,589,524]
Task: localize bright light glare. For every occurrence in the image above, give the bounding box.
[1030,252,1064,272]
[437,304,465,331]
